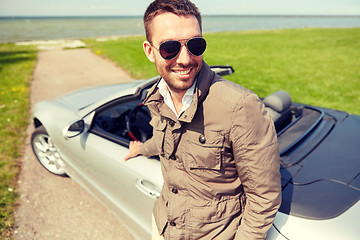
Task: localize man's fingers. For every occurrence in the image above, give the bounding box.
[124,141,142,161]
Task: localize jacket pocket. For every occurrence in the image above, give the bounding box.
[184,129,224,170]
[191,195,241,221]
[150,117,167,154]
[189,196,242,239]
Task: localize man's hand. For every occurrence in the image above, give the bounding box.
[124,141,143,161]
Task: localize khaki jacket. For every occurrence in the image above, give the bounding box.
[141,62,281,240]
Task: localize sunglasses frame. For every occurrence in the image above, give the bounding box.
[150,37,207,60]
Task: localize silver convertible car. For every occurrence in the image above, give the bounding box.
[31,66,360,239]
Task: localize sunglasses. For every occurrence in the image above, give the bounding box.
[151,37,207,60]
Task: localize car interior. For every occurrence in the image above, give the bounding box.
[93,97,153,145]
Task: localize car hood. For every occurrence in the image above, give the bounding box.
[54,81,144,111]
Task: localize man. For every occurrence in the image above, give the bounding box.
[124,0,281,239]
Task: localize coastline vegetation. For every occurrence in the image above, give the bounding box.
[0,43,37,239]
[0,27,359,238]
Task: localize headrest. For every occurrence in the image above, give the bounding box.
[263,90,292,112]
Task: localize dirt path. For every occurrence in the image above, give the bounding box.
[14,48,135,240]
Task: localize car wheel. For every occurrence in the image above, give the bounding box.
[31,126,67,177]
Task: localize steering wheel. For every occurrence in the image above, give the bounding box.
[125,103,152,142]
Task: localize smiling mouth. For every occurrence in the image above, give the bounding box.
[173,68,192,75]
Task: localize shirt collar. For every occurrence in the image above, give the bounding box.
[158,78,196,118]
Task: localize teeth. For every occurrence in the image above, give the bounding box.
[174,69,191,75]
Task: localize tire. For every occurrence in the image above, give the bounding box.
[31,126,67,177]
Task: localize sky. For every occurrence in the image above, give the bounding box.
[0,0,360,17]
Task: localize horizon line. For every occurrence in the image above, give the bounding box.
[1,14,360,18]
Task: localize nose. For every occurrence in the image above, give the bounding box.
[176,45,191,65]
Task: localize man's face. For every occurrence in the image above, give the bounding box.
[143,13,203,94]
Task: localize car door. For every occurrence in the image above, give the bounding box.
[58,98,162,240]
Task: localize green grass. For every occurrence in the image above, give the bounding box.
[0,43,37,239]
[85,28,360,115]
[85,36,158,79]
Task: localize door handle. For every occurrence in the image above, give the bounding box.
[136,179,161,199]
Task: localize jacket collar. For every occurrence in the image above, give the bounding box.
[143,61,215,123]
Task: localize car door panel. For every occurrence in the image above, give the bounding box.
[57,130,161,239]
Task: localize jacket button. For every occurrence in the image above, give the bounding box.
[172,188,178,194]
[199,135,206,144]
[169,120,175,127]
[170,221,176,227]
[169,155,176,160]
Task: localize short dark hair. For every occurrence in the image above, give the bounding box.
[144,0,202,41]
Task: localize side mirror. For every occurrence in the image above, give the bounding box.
[210,65,234,76]
[63,120,84,139]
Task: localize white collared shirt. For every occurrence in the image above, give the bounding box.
[158,78,196,118]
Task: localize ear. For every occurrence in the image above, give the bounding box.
[143,41,155,63]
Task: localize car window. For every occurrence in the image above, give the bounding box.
[92,98,153,146]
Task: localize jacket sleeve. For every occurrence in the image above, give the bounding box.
[231,93,281,240]
[140,136,158,158]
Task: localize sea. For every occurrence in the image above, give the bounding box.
[0,15,359,43]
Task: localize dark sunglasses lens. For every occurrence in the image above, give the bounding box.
[159,41,181,59]
[187,38,207,56]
